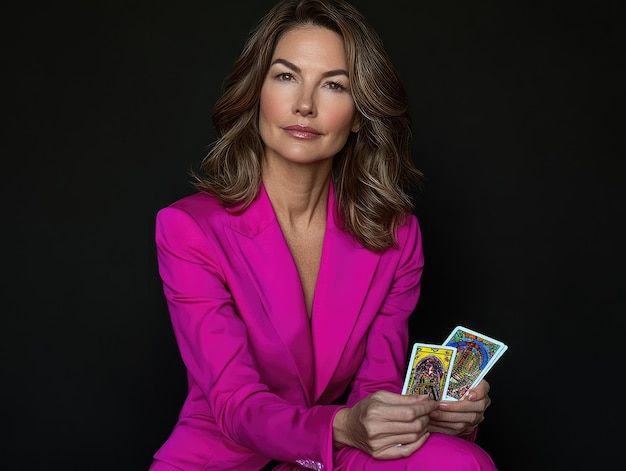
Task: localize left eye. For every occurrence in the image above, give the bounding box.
[327,81,344,91]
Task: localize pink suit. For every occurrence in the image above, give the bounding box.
[150,183,496,470]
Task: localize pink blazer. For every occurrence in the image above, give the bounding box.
[151,182,424,471]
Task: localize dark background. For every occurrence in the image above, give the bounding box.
[3,0,623,469]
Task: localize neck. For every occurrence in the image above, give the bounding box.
[262,160,331,229]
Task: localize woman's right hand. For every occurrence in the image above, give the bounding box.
[332,391,438,460]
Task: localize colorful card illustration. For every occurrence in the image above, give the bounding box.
[442,326,508,401]
[402,343,457,401]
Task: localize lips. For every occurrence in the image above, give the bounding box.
[282,125,321,139]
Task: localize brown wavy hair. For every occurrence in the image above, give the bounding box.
[191,0,422,251]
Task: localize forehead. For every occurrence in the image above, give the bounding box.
[272,26,347,65]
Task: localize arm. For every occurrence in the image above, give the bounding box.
[338,214,492,445]
[156,206,337,467]
[331,216,437,458]
[346,214,424,404]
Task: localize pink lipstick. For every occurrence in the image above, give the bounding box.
[283,125,321,139]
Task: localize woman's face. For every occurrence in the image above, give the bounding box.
[259,26,360,167]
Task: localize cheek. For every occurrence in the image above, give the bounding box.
[317,94,357,131]
[328,105,358,134]
[260,84,289,122]
[259,89,273,123]
[258,88,278,140]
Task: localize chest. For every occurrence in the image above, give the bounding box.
[280,224,325,319]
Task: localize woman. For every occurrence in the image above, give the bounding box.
[150,0,497,470]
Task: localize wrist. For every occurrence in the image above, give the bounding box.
[332,407,351,449]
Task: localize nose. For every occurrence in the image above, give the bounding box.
[292,86,316,116]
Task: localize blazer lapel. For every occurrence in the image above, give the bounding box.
[224,185,315,401]
[310,183,381,400]
[223,182,380,403]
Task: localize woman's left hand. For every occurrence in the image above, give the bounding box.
[427,380,491,438]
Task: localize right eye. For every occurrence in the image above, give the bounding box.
[276,72,294,81]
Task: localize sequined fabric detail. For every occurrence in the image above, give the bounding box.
[295,459,324,471]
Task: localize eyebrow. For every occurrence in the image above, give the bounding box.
[270,58,348,78]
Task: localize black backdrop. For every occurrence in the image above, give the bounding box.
[3,1,623,469]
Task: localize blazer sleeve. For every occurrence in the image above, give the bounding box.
[155,205,339,469]
[342,216,482,444]
[346,214,425,405]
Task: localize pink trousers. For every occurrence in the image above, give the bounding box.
[273,433,497,471]
[150,433,497,470]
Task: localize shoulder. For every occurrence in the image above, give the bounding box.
[166,191,223,214]
[379,213,423,270]
[155,191,230,235]
[159,191,226,220]
[396,213,422,248]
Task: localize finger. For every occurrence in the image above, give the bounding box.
[427,423,457,436]
[391,432,431,457]
[431,409,484,430]
[375,399,439,423]
[467,380,490,400]
[366,412,431,442]
[373,432,431,460]
[437,399,484,413]
[373,390,432,405]
[388,431,426,447]
[428,419,468,433]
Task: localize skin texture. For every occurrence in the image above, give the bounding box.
[259,26,360,169]
[333,392,437,459]
[332,380,491,460]
[259,26,361,319]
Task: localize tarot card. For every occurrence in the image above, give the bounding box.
[402,343,457,401]
[442,326,508,401]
